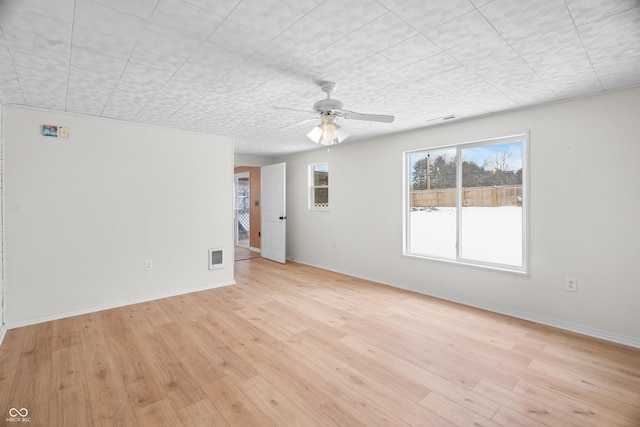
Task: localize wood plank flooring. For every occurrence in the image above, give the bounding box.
[234,246,261,261]
[1,259,639,426]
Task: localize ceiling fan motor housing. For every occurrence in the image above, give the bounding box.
[313,98,344,114]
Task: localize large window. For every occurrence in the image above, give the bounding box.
[309,163,329,210]
[404,133,528,272]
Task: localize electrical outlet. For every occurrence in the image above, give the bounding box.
[145,260,153,271]
[565,277,577,292]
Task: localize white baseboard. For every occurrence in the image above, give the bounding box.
[5,280,235,330]
[397,283,640,349]
[287,257,640,349]
[249,246,261,253]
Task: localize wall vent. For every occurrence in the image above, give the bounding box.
[208,249,223,270]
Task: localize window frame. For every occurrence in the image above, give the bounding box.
[308,162,329,211]
[403,132,529,274]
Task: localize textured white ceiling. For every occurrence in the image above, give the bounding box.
[0,0,639,156]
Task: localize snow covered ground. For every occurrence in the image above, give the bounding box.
[409,206,522,266]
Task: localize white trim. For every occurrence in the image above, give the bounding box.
[4,280,235,330]
[287,257,640,349]
[0,323,6,348]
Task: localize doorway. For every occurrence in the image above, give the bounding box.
[234,172,250,247]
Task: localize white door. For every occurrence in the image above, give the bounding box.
[261,162,286,263]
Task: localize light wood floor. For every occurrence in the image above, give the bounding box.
[234,246,261,261]
[1,259,639,426]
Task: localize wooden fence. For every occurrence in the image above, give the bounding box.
[411,185,522,208]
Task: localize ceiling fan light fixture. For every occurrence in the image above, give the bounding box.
[320,122,346,146]
[307,121,349,146]
[306,125,323,143]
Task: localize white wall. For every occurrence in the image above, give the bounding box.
[0,101,4,337]
[4,106,234,326]
[279,87,640,347]
[234,153,276,167]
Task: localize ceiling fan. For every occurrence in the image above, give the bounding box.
[304,82,395,146]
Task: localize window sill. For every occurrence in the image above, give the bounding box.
[403,252,528,275]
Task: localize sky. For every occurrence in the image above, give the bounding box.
[313,162,329,172]
[408,140,524,172]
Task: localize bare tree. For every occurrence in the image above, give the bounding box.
[486,143,517,172]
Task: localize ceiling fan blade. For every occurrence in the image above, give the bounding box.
[279,117,318,129]
[338,109,395,123]
[271,106,315,114]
